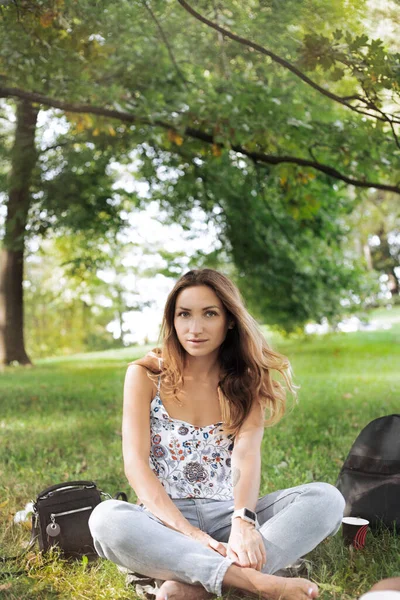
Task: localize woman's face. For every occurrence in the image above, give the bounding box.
[174,285,232,357]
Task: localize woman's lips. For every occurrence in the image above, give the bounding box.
[187,340,207,344]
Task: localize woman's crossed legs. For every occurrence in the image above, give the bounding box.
[89,482,344,599]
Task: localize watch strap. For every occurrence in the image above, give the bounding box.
[231,507,258,526]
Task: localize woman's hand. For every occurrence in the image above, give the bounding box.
[227,521,266,571]
[187,528,228,558]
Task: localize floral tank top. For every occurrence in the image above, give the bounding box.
[148,363,235,500]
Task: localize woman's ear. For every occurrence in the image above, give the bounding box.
[228,322,235,329]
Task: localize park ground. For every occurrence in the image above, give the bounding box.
[0,308,399,599]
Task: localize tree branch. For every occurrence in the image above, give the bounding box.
[39,140,71,154]
[141,0,190,90]
[177,0,399,127]
[359,85,400,150]
[211,0,229,79]
[1,84,399,195]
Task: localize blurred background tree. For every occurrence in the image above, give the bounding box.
[0,0,399,363]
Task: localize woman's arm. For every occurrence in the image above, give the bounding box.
[123,365,200,537]
[226,402,266,570]
[230,399,265,531]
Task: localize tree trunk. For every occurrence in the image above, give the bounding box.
[389,268,399,296]
[0,100,39,366]
[363,242,373,271]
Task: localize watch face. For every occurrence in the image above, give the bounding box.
[244,508,256,520]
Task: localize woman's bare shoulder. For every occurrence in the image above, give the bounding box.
[127,347,163,374]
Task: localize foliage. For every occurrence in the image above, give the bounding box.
[23,230,163,357]
[0,0,399,332]
[343,193,400,298]
[24,238,121,357]
[299,28,400,102]
[137,142,380,329]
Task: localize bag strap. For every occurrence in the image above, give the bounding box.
[36,480,97,498]
[114,491,128,502]
[0,515,38,565]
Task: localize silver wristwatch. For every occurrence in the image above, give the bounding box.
[231,507,258,527]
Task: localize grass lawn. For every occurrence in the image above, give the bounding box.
[0,316,399,600]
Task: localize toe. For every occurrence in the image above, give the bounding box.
[307,583,319,598]
[156,580,176,600]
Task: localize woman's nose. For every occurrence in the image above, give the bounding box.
[188,318,203,333]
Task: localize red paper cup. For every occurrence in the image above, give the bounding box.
[342,517,369,549]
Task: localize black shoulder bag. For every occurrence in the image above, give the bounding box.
[33,480,109,558]
[1,480,128,565]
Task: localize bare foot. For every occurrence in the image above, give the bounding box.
[155,574,317,600]
[223,566,318,600]
[155,580,257,600]
[250,571,318,600]
[155,580,212,600]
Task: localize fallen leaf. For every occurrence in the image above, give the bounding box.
[212,143,222,157]
[167,129,183,146]
[40,12,54,27]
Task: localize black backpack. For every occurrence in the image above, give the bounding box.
[336,414,400,533]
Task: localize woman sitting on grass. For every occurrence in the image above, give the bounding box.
[89,268,345,600]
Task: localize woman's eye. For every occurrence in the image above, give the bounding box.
[177,311,217,317]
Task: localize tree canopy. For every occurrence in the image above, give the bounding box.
[0,0,399,361]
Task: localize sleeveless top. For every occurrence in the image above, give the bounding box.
[148,359,235,500]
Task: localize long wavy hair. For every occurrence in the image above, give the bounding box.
[135,268,298,439]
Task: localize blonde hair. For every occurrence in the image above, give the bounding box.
[135,268,297,439]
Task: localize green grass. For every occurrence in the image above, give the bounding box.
[0,320,399,600]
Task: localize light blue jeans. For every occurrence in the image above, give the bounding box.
[89,482,345,597]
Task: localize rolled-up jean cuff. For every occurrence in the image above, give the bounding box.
[212,557,235,597]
